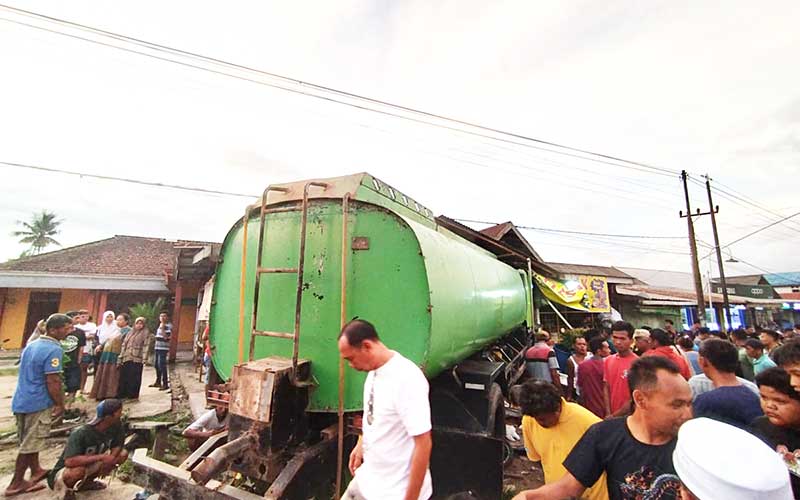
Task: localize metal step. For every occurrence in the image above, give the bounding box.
[253,330,295,339]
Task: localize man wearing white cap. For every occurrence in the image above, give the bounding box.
[673,417,793,499]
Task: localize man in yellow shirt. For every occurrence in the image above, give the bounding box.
[518,380,609,500]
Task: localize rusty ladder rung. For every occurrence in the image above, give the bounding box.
[253,330,296,339]
[257,267,299,274]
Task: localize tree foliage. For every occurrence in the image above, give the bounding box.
[129,297,167,333]
[12,210,63,256]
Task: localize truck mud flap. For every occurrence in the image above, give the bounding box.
[430,428,504,500]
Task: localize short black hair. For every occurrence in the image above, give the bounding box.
[699,327,710,335]
[611,321,634,337]
[665,319,674,326]
[710,330,727,340]
[159,311,170,317]
[518,379,562,417]
[340,319,380,347]
[65,310,79,318]
[772,341,800,368]
[649,328,672,347]
[641,325,653,332]
[730,329,749,341]
[628,356,681,394]
[677,336,694,350]
[45,313,72,331]
[745,338,764,351]
[588,336,607,354]
[756,367,800,401]
[699,338,739,373]
[761,329,780,341]
[584,328,600,342]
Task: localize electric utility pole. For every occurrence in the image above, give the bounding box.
[680,170,707,325]
[704,175,733,331]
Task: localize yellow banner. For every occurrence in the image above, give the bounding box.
[534,274,610,313]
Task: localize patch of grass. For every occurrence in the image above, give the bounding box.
[116,455,134,482]
[0,367,19,377]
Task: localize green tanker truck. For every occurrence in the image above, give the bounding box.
[133,173,538,500]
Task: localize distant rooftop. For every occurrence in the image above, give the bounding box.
[546,263,635,284]
[0,235,219,277]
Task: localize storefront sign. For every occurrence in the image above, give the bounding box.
[712,284,774,299]
[534,274,610,312]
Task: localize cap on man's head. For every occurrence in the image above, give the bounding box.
[45,313,72,331]
[633,329,650,340]
[673,418,793,499]
[88,398,123,425]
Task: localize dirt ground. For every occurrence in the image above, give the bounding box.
[0,352,202,499]
[504,454,545,495]
[0,353,543,499]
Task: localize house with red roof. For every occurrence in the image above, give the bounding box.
[0,235,218,358]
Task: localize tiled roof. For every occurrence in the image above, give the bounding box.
[0,235,216,277]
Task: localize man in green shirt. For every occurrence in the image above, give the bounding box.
[48,399,127,499]
[731,330,755,381]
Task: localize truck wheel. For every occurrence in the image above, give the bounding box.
[484,383,505,439]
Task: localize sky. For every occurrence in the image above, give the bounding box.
[1,0,798,279]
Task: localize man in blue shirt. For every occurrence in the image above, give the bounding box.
[5,313,71,497]
[693,339,763,428]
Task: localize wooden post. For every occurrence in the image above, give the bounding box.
[169,283,183,362]
[97,291,108,318]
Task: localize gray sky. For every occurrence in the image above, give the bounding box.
[1,0,798,278]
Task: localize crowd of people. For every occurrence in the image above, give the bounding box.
[6,309,175,498]
[514,319,800,499]
[10,307,800,499]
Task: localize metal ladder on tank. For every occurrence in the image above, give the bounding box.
[247,181,328,386]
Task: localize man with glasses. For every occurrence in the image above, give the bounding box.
[338,319,432,500]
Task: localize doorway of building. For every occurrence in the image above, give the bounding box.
[22,292,62,346]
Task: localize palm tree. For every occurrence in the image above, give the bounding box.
[12,210,63,256]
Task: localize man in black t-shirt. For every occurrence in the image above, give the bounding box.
[513,356,693,500]
[62,312,87,401]
[48,399,127,499]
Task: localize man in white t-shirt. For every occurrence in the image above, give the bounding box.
[338,319,433,500]
[73,309,97,394]
[182,402,229,451]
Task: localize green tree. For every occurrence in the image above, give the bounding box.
[12,210,63,256]
[129,297,167,333]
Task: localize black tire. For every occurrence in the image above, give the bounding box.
[484,382,505,439]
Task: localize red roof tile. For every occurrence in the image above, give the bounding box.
[0,235,216,277]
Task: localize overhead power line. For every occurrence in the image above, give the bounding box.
[3,160,692,247]
[0,3,680,179]
[453,218,686,239]
[0,160,259,198]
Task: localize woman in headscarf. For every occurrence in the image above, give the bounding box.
[95,310,120,349]
[90,313,128,400]
[117,316,149,400]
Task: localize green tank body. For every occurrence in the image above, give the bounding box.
[210,173,530,412]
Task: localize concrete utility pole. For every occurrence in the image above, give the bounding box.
[704,175,733,331]
[680,170,707,325]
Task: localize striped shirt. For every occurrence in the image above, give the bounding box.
[154,323,172,351]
